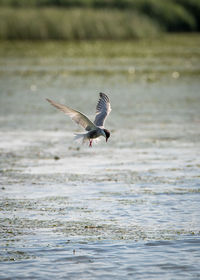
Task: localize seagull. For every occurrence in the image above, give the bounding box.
[46,92,111,147]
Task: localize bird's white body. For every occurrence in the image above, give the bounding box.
[47,92,111,147]
[74,127,106,143]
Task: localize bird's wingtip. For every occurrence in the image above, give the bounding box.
[99,92,109,101]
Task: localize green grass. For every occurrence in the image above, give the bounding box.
[174,0,200,29]
[127,0,196,31]
[1,34,200,58]
[0,8,160,40]
[0,0,199,40]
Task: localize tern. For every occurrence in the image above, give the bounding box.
[46,92,111,147]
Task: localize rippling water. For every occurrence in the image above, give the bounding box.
[0,36,200,279]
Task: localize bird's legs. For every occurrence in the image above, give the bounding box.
[89,139,93,147]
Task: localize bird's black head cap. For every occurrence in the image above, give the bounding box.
[103,129,110,142]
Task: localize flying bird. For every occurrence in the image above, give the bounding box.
[46,92,111,147]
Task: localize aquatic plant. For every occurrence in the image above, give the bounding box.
[0,8,160,40]
[0,0,199,40]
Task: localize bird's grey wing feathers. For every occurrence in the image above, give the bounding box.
[94,92,111,127]
[46,98,96,131]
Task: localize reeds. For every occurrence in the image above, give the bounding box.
[0,0,199,40]
[0,8,160,40]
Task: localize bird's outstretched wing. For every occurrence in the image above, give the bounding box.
[46,98,96,131]
[94,93,111,127]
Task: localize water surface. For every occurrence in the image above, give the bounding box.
[0,35,200,279]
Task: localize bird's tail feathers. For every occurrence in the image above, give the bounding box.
[74,133,101,145]
[74,133,88,144]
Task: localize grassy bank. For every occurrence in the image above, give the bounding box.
[0,0,199,40]
[0,0,199,31]
[0,8,161,40]
[1,34,200,58]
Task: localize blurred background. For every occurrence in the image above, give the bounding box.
[0,0,200,40]
[0,1,200,280]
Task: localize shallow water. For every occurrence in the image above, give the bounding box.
[0,36,200,279]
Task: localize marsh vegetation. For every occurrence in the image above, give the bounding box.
[0,0,199,40]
